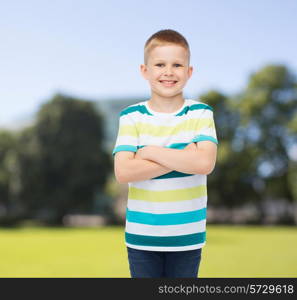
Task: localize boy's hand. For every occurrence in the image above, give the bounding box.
[135,143,196,160]
[134,149,143,160]
[135,145,162,160]
[184,142,197,151]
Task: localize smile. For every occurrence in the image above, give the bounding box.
[159,80,178,87]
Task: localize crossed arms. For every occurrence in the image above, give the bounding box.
[114,141,217,184]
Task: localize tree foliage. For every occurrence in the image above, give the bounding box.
[0,94,112,225]
[201,65,297,222]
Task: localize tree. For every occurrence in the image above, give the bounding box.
[0,130,17,220]
[199,65,297,224]
[234,65,297,222]
[200,90,261,209]
[22,93,112,224]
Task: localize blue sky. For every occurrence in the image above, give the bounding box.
[1,0,297,127]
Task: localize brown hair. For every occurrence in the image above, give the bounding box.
[144,29,190,65]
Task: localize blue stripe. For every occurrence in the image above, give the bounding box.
[192,135,218,145]
[153,171,194,179]
[126,207,206,225]
[112,143,188,157]
[126,231,206,247]
[176,103,213,116]
[120,105,153,117]
[120,103,213,117]
[138,142,189,151]
[112,145,137,156]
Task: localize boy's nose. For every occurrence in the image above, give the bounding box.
[164,67,174,75]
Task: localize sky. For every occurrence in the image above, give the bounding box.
[1,0,297,127]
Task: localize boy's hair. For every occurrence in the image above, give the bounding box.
[144,29,190,65]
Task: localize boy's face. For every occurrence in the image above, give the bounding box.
[140,44,193,99]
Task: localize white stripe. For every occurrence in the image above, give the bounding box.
[131,113,214,128]
[138,131,199,146]
[118,114,135,125]
[127,196,207,213]
[133,113,211,126]
[198,127,217,139]
[127,99,212,125]
[125,219,206,237]
[131,174,206,191]
[115,135,138,147]
[116,127,213,147]
[125,242,206,252]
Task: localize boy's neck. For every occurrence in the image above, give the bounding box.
[147,94,185,113]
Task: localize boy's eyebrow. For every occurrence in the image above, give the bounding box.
[153,59,185,63]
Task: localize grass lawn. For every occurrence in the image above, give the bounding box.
[0,225,296,277]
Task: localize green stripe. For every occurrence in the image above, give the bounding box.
[176,103,213,116]
[117,118,214,138]
[120,105,153,116]
[112,145,137,156]
[192,135,218,145]
[120,103,213,117]
[128,185,207,202]
[138,142,189,151]
[134,118,214,137]
[125,231,206,247]
[153,171,194,179]
[127,207,206,225]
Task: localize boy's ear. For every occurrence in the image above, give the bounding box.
[188,65,193,78]
[140,64,148,80]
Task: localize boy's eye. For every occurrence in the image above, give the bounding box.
[155,63,182,67]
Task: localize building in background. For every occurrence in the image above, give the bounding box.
[96,97,146,151]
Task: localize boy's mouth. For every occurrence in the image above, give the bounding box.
[159,80,178,87]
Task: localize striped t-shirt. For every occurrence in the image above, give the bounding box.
[112,99,218,251]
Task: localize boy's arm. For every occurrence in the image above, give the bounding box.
[114,143,197,184]
[138,107,219,175]
[114,151,172,184]
[138,141,217,175]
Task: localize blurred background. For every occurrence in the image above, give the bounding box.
[0,0,296,277]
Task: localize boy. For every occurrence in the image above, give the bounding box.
[112,29,218,278]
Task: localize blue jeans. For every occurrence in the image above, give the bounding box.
[127,247,202,278]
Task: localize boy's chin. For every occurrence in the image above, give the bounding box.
[154,91,182,98]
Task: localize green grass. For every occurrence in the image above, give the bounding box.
[0,225,296,277]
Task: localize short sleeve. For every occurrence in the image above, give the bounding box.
[191,107,218,145]
[112,111,139,157]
